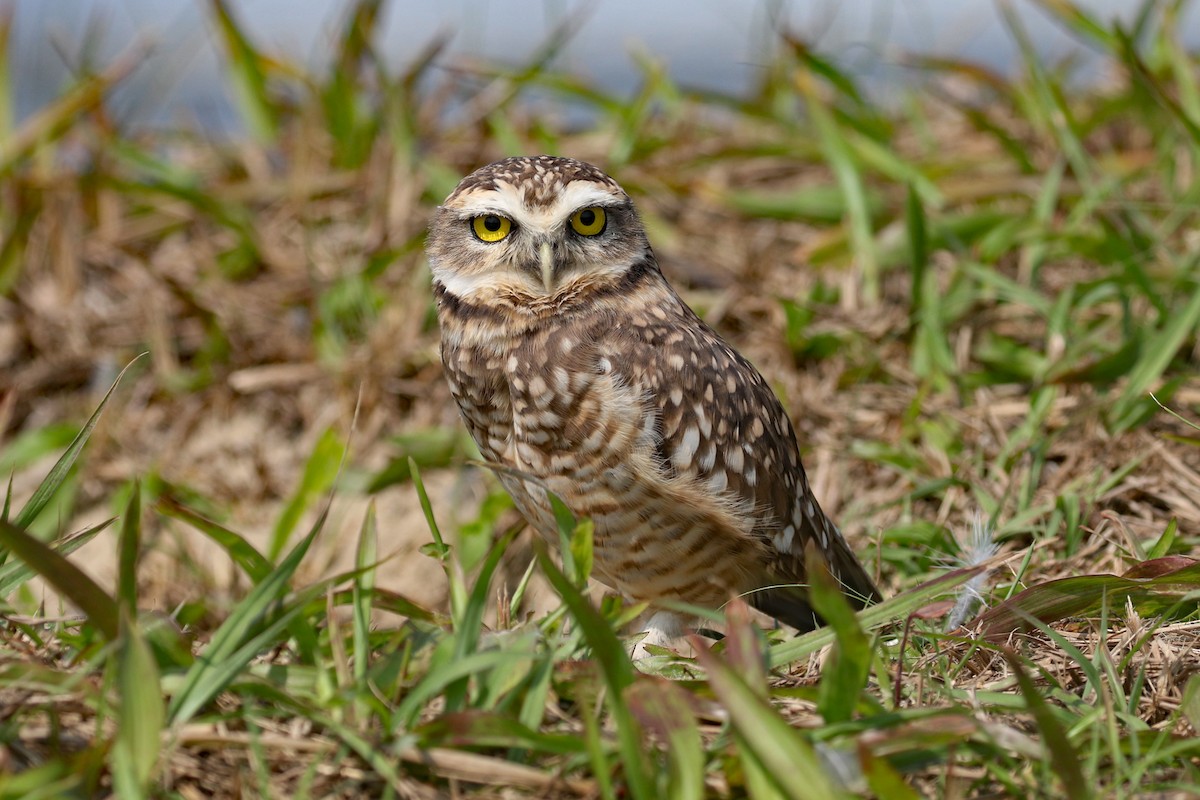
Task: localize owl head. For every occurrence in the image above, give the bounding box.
[426,156,653,303]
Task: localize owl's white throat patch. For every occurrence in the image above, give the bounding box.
[434,269,500,302]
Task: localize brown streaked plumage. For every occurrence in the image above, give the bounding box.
[427,155,881,650]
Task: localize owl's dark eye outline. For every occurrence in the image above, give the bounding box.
[471,214,513,243]
[569,207,608,237]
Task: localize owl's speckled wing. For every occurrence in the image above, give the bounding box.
[599,273,881,629]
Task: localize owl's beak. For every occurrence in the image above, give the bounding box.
[539,241,554,293]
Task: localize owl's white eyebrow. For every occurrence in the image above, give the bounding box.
[453,182,623,231]
[556,183,622,213]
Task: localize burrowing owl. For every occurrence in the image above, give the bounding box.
[428,155,880,649]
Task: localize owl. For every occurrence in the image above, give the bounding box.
[427,155,880,652]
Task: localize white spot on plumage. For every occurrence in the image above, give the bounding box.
[523,426,552,445]
[528,375,549,403]
[670,386,683,406]
[581,426,606,453]
[772,524,795,553]
[675,426,700,468]
[726,445,744,474]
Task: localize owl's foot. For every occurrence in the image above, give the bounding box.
[630,609,691,660]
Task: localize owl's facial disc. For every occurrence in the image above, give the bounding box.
[447,183,632,295]
[429,156,653,303]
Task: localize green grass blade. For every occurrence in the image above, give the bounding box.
[534,541,651,799]
[625,680,705,800]
[1182,674,1200,732]
[906,183,928,323]
[1146,518,1178,560]
[409,458,469,618]
[508,555,537,624]
[1001,3,1092,181]
[156,498,272,583]
[807,541,873,724]
[860,747,922,799]
[207,0,278,144]
[578,685,618,800]
[534,540,632,690]
[171,583,326,729]
[0,54,136,174]
[12,354,144,531]
[0,519,119,640]
[444,523,521,712]
[976,562,1200,639]
[721,599,768,691]
[417,710,587,756]
[394,648,539,730]
[569,516,594,588]
[351,502,377,684]
[769,563,982,666]
[1001,648,1087,799]
[1161,1,1200,129]
[321,0,383,168]
[1109,284,1200,432]
[270,427,344,560]
[0,519,111,596]
[800,76,878,304]
[117,482,141,613]
[167,509,325,724]
[693,643,843,799]
[112,611,164,798]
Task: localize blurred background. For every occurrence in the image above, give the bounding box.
[12,0,1199,130]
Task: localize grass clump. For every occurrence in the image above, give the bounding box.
[1,0,1200,796]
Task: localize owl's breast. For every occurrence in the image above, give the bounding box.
[440,333,515,464]
[501,327,624,472]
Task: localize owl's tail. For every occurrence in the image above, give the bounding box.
[752,524,882,634]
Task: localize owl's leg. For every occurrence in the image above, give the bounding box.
[630,609,690,659]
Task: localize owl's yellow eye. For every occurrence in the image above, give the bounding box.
[569,207,607,237]
[471,214,512,243]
